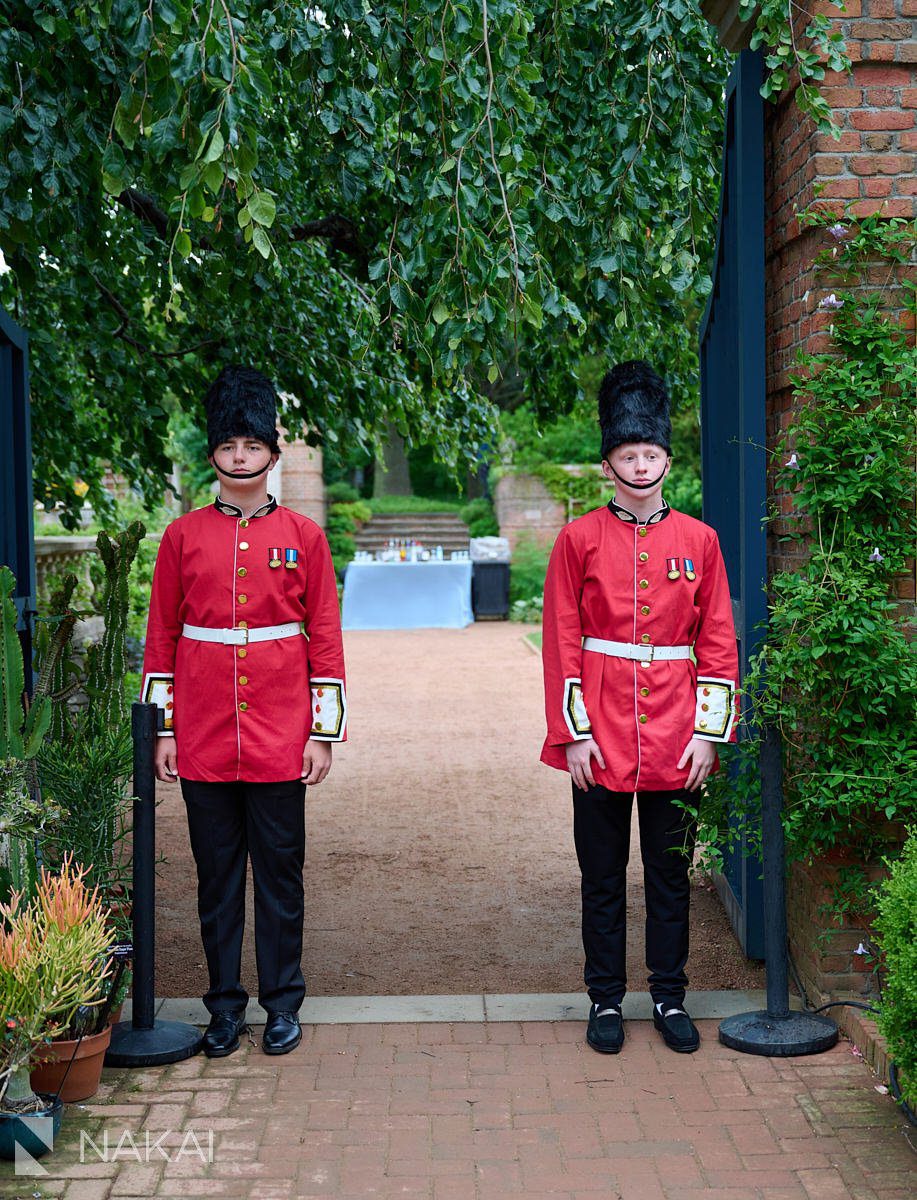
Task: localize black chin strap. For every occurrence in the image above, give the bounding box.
[211,459,273,481]
[608,464,669,490]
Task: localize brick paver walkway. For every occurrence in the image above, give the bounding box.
[3,1019,914,1199]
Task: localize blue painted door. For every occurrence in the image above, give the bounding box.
[0,305,36,688]
[699,50,768,959]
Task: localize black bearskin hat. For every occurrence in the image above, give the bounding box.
[598,360,672,458]
[203,365,280,454]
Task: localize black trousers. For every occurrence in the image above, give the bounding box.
[573,784,697,1009]
[180,778,306,1016]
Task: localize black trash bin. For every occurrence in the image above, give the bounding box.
[472,562,510,619]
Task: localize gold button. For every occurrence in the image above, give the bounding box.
[638,528,648,537]
[703,687,710,696]
[314,721,323,731]
[239,701,248,711]
[639,687,650,697]
[639,552,649,562]
[239,676,248,685]
[639,579,649,589]
[641,605,650,616]
[699,719,708,728]
[237,567,247,577]
[701,703,709,712]
[640,634,651,644]
[239,541,249,551]
[237,620,248,629]
[639,713,648,724]
[238,594,248,604]
[239,519,250,528]
[237,648,247,658]
[640,661,651,669]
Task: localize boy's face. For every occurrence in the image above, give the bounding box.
[210,437,278,483]
[601,442,671,502]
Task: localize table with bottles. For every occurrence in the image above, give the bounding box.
[341,542,473,631]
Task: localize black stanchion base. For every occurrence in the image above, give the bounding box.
[718,1010,839,1057]
[105,1019,204,1067]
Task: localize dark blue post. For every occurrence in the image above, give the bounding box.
[106,704,203,1066]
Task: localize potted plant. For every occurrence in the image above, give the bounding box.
[0,855,113,1159]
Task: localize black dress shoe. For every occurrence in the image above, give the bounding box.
[202,1010,247,1058]
[586,1003,625,1054]
[262,1011,302,1055]
[653,1005,700,1053]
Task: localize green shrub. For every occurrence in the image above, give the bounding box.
[326,499,372,574]
[367,495,462,514]
[510,533,551,606]
[325,481,361,504]
[875,831,917,1112]
[460,497,499,538]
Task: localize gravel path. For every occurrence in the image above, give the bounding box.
[154,623,764,999]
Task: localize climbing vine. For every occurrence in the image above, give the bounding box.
[690,208,917,892]
[743,0,851,135]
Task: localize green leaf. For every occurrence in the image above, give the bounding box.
[252,227,272,258]
[202,128,225,164]
[431,301,450,325]
[247,192,277,228]
[175,231,192,258]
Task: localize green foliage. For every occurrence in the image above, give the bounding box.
[460,498,499,538]
[874,831,917,1112]
[0,1,737,527]
[325,481,361,505]
[694,211,917,885]
[37,717,134,904]
[509,533,551,607]
[742,0,851,136]
[367,496,462,515]
[326,500,373,575]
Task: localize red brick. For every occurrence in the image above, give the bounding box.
[864,176,894,195]
[850,109,916,130]
[857,20,913,38]
[860,64,914,85]
[868,0,900,13]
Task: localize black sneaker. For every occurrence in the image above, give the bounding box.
[653,1004,700,1053]
[586,1003,625,1054]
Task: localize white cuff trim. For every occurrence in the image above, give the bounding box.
[562,678,592,740]
[694,676,735,742]
[142,672,175,735]
[310,678,346,741]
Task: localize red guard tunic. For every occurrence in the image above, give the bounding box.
[142,496,346,783]
[541,500,738,792]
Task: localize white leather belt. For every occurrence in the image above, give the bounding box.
[583,636,692,664]
[182,622,302,647]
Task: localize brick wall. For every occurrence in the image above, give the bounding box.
[762,2,916,996]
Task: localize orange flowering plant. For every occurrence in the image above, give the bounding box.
[0,854,112,1111]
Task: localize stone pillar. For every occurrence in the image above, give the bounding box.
[493,472,566,553]
[278,435,325,527]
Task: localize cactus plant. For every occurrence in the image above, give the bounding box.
[0,567,51,762]
[33,574,81,744]
[84,521,145,733]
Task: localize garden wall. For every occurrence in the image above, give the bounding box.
[760,2,916,996]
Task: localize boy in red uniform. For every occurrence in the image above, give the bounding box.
[541,361,737,1055]
[143,366,346,1057]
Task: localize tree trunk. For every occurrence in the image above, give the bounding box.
[373,424,413,497]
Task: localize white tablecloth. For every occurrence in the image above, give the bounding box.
[342,561,473,630]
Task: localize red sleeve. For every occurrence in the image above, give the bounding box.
[141,523,183,737]
[304,526,347,743]
[541,525,592,747]
[692,531,739,744]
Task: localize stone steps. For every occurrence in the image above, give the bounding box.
[354,511,470,555]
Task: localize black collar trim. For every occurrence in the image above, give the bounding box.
[214,494,278,519]
[607,497,670,526]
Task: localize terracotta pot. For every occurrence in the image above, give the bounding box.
[0,1093,63,1161]
[30,1024,112,1103]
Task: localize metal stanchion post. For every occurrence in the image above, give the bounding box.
[106,703,203,1066]
[718,724,838,1056]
